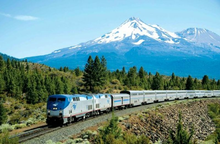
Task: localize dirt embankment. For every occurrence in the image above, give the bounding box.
[120,99,219,142]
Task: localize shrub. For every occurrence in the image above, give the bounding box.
[165,112,194,144]
[45,140,55,144]
[25,118,35,126]
[0,124,14,133]
[14,104,22,110]
[111,79,120,85]
[94,112,150,144]
[0,102,7,125]
[0,130,19,144]
[64,139,75,144]
[9,113,21,125]
[14,124,26,129]
[207,103,220,143]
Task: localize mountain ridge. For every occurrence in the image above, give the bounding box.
[26,17,220,79]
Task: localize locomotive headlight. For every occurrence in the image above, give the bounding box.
[59,110,62,116]
[47,110,50,116]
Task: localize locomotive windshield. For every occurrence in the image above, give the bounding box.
[49,97,56,102]
[58,98,65,102]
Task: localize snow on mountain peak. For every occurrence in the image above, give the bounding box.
[177,28,220,47]
[94,17,180,44]
[127,17,141,22]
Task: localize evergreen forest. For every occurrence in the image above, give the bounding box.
[0,54,220,105]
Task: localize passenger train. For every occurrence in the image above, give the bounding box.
[46,90,220,125]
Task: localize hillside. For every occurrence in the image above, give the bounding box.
[67,99,220,143]
[0,54,219,137]
[34,99,220,144]
[0,55,83,133]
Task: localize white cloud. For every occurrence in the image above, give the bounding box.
[0,12,39,21]
[0,12,11,17]
[14,15,39,21]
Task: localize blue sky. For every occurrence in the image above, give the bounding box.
[0,0,220,58]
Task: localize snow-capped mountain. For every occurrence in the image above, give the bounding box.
[177,28,220,47]
[94,17,180,44]
[26,17,220,79]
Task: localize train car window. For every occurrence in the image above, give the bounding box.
[105,95,108,98]
[157,92,166,94]
[49,98,56,102]
[96,104,100,108]
[58,98,65,102]
[86,96,88,100]
[76,97,80,101]
[88,105,92,110]
[73,97,76,101]
[145,92,154,95]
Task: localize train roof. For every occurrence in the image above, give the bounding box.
[49,94,93,98]
[49,94,73,98]
[120,90,144,94]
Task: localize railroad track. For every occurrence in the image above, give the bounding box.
[18,126,60,143]
[11,97,219,143]
[14,113,106,143]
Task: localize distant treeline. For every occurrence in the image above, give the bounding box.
[0,55,220,104]
[0,55,81,104]
[0,52,18,61]
[83,55,220,93]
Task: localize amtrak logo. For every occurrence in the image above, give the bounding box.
[53,103,58,106]
[73,103,77,110]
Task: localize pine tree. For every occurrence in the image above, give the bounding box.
[138,66,145,79]
[185,75,194,90]
[0,75,5,94]
[83,56,94,92]
[93,56,106,92]
[127,66,138,86]
[63,66,69,72]
[75,67,81,76]
[8,77,16,97]
[152,72,163,90]
[202,75,209,85]
[62,77,71,94]
[167,112,194,144]
[194,78,198,89]
[26,63,30,71]
[71,86,78,94]
[98,112,122,143]
[100,56,107,82]
[121,67,126,77]
[26,76,38,104]
[0,102,7,125]
[171,73,175,80]
[55,77,64,94]
[15,86,22,99]
[217,80,220,90]
[6,58,11,70]
[0,55,4,71]
[202,75,209,89]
